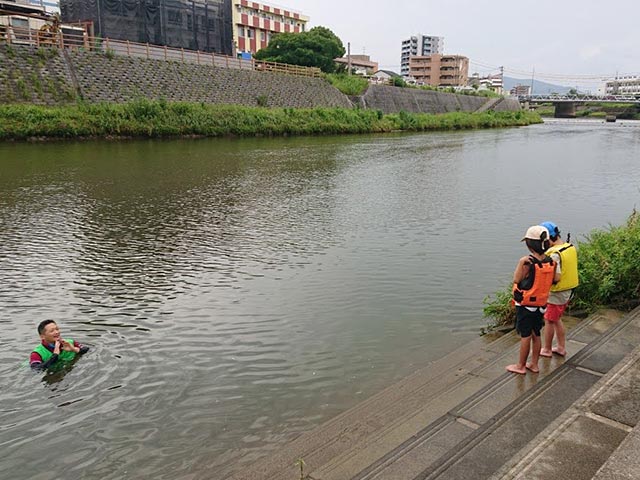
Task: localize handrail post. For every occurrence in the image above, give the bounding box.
[211,52,214,66]
[105,37,110,52]
[226,55,229,68]
[59,30,64,49]
[146,42,150,59]
[196,49,199,65]
[126,40,130,56]
[181,47,184,62]
[164,44,167,60]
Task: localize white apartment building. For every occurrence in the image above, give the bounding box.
[400,34,443,77]
[604,76,640,96]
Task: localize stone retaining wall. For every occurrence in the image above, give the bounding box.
[0,45,353,108]
[0,45,520,113]
[361,85,491,114]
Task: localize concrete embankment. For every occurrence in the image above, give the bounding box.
[0,45,351,108]
[229,306,640,480]
[359,85,521,114]
[0,45,520,114]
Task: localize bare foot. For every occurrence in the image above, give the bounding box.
[526,363,539,373]
[552,347,566,356]
[506,364,526,374]
[540,348,552,358]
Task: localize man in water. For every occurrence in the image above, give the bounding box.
[30,320,89,370]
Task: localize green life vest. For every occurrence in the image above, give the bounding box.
[33,338,77,364]
[546,242,579,292]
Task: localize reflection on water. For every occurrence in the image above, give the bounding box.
[1,121,639,479]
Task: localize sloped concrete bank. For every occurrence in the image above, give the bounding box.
[359,85,521,114]
[0,45,520,113]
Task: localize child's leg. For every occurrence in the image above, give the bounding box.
[507,336,530,374]
[541,320,554,357]
[527,333,541,373]
[553,319,567,355]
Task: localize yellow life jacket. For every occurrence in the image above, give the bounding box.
[512,255,556,307]
[546,242,579,292]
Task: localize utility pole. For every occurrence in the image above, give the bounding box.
[530,66,535,95]
[347,42,351,75]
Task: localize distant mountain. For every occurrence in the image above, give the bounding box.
[503,76,572,95]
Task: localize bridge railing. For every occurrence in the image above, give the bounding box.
[519,94,639,102]
[0,25,323,78]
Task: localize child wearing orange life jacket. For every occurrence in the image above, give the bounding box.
[506,225,560,375]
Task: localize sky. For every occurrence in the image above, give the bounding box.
[285,0,639,90]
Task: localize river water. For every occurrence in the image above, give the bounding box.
[1,119,639,479]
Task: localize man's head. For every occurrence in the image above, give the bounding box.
[540,221,561,242]
[521,225,550,254]
[38,320,60,344]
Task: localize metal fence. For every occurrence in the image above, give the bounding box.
[0,25,323,78]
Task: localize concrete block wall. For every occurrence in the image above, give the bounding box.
[492,97,521,112]
[0,46,520,114]
[361,85,507,114]
[67,50,354,108]
[0,45,77,104]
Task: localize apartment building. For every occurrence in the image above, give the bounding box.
[232,0,308,56]
[605,76,640,96]
[400,34,443,77]
[408,54,469,87]
[510,84,531,97]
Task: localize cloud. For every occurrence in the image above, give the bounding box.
[579,46,603,60]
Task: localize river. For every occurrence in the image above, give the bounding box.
[1,119,639,479]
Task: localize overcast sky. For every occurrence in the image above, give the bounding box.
[287,0,639,89]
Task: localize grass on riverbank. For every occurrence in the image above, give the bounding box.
[325,73,370,95]
[0,100,542,141]
[482,210,640,332]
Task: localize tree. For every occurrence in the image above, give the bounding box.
[254,26,345,73]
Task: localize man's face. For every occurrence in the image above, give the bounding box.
[40,323,60,344]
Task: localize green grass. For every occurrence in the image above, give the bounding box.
[0,100,542,141]
[325,73,369,95]
[483,210,640,331]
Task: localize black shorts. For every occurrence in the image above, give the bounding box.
[515,306,544,338]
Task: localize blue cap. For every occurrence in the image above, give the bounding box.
[540,221,560,238]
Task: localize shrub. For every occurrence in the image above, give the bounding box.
[256,95,268,107]
[325,73,369,95]
[573,209,640,310]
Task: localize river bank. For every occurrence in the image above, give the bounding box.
[0,100,541,141]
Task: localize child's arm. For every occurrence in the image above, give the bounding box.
[513,256,531,284]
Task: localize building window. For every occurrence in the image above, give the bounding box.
[247,28,254,39]
[168,10,182,25]
[237,26,244,37]
[260,30,266,41]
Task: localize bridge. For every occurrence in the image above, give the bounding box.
[519,94,640,118]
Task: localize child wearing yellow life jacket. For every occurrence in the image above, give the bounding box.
[506,225,560,375]
[539,221,579,358]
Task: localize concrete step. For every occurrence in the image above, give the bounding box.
[412,306,640,480]
[228,309,626,480]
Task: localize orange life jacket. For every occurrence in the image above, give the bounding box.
[512,255,556,307]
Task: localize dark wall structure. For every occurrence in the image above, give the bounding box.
[61,0,232,54]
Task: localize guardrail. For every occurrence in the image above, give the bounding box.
[0,25,322,78]
[519,94,640,103]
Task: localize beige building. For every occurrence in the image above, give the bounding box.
[334,55,378,75]
[408,54,469,87]
[232,0,309,56]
